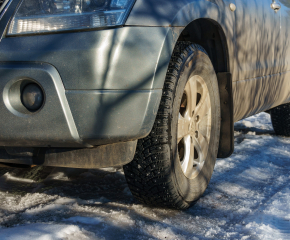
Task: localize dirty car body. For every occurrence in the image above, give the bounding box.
[0,1,289,174]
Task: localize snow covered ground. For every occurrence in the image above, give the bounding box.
[0,112,289,240]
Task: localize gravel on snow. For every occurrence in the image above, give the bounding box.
[0,113,289,239]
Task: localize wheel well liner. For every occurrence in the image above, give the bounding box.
[177,19,234,158]
[177,18,229,74]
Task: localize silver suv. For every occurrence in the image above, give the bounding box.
[0,0,289,209]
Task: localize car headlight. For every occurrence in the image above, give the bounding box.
[7,0,136,35]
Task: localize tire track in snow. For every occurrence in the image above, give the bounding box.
[0,112,289,240]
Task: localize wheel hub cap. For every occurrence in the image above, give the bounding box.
[178,75,211,179]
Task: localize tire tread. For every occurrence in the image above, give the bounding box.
[123,42,206,209]
[271,103,290,136]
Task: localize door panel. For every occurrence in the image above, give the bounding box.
[232,0,288,121]
[277,0,290,72]
[233,71,290,121]
[234,0,278,81]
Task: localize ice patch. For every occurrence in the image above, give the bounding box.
[0,112,289,239]
[235,112,273,131]
[0,223,94,240]
[1,173,35,184]
[64,216,103,225]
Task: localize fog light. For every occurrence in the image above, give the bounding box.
[21,83,44,111]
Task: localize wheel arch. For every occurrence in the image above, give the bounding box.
[154,18,234,158]
[177,18,230,74]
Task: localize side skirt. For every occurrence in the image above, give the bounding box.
[0,141,137,169]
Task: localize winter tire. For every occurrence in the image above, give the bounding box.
[270,103,290,136]
[123,42,221,209]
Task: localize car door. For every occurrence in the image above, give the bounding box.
[234,0,278,81]
[233,0,281,121]
[277,0,290,73]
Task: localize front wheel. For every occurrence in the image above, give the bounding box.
[123,42,221,209]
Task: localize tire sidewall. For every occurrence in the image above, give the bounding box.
[170,47,220,202]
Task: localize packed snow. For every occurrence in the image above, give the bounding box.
[0,112,289,239]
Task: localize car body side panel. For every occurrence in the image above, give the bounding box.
[234,0,278,81]
[233,71,290,122]
[277,0,290,73]
[232,0,290,121]
[126,0,219,27]
[127,0,236,77]
[129,0,290,122]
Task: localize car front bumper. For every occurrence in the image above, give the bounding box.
[0,62,162,148]
[0,0,183,168]
[0,25,175,148]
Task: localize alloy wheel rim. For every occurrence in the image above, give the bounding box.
[177,75,211,179]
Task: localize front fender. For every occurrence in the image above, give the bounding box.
[126,0,219,27]
[127,0,235,89]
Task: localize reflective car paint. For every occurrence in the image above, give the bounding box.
[0,0,289,146]
[232,0,290,121]
[128,0,290,121]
